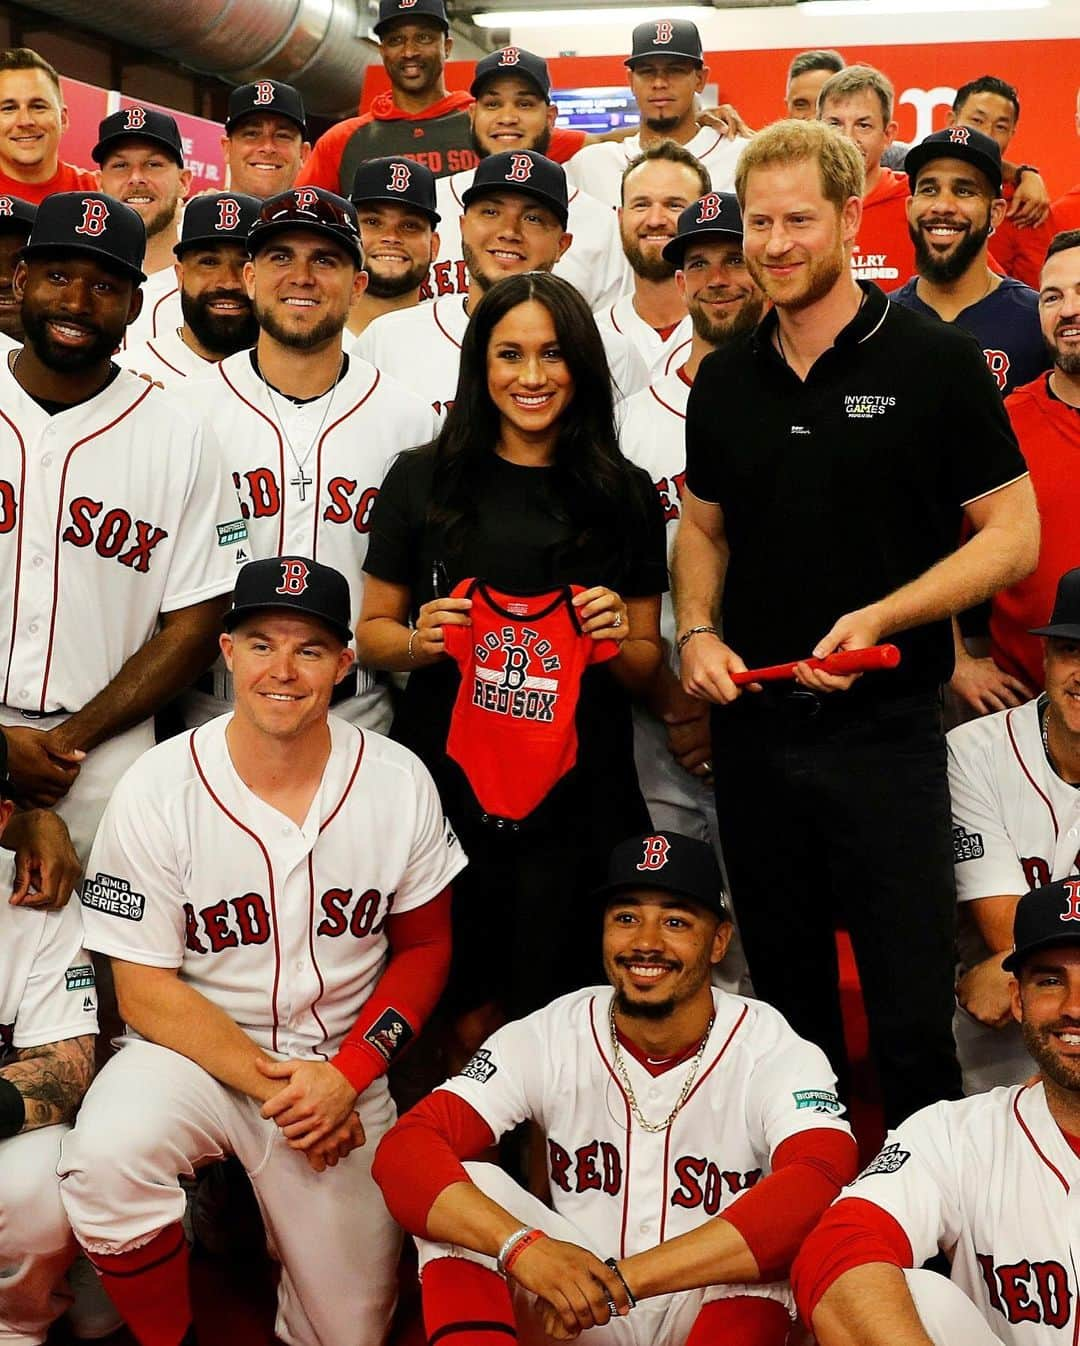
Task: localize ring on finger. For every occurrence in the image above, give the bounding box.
[703,760,713,775]
[612,611,623,628]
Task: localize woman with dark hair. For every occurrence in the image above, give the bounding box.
[356,271,666,1036]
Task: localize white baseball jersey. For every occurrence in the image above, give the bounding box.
[428,170,625,311]
[181,351,438,730]
[439,984,850,1259]
[81,713,466,1060]
[566,129,746,210]
[357,295,650,418]
[117,327,220,384]
[1,898,97,1058]
[120,267,182,351]
[602,295,693,384]
[831,1083,1080,1343]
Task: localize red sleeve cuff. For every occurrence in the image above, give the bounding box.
[791,1197,914,1324]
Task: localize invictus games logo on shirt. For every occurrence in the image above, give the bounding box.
[82,873,146,921]
[472,626,562,723]
[460,1048,497,1083]
[844,393,896,420]
[953,826,985,863]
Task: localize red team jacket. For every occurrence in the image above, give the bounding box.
[443,579,618,821]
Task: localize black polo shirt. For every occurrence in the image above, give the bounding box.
[685,282,1028,695]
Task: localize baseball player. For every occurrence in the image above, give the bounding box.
[0,195,35,343]
[357,150,649,416]
[566,21,745,211]
[604,144,704,380]
[947,565,1080,1095]
[182,187,438,734]
[428,48,624,312]
[1,734,98,1346]
[59,555,466,1346]
[221,80,311,200]
[347,157,441,342]
[374,831,856,1346]
[95,106,191,349]
[119,191,261,384]
[619,194,764,993]
[794,874,1080,1345]
[0,192,244,863]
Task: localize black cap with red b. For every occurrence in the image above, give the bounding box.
[462,150,568,228]
[225,557,353,645]
[20,192,146,284]
[593,832,728,919]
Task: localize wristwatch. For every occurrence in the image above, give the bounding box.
[1014,163,1039,183]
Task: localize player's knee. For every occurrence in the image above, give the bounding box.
[0,1130,70,1259]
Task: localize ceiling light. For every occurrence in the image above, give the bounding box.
[472,6,710,26]
[799,0,1047,12]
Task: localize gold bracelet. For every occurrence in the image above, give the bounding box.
[407,628,419,662]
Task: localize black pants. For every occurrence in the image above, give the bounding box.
[712,687,962,1129]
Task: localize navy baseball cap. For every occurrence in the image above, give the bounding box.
[593,832,728,919]
[374,0,449,35]
[471,48,551,101]
[225,556,352,645]
[1003,879,1080,973]
[904,126,1003,197]
[93,106,185,167]
[20,193,146,284]
[247,188,362,266]
[226,80,307,135]
[625,18,704,68]
[663,191,742,265]
[350,157,440,225]
[174,192,262,257]
[461,150,568,228]
[1029,567,1080,642]
[0,195,36,237]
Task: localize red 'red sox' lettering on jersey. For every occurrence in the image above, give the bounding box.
[975,1254,1073,1328]
[62,498,169,573]
[471,625,562,724]
[671,1156,763,1211]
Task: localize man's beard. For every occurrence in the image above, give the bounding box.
[364,256,431,299]
[747,240,846,313]
[687,290,766,346]
[910,216,990,284]
[182,288,258,356]
[644,114,681,134]
[141,196,181,242]
[1045,328,1080,377]
[622,234,676,283]
[462,238,551,293]
[254,298,344,350]
[22,304,119,371]
[470,124,552,161]
[614,987,678,1021]
[1021,1014,1080,1093]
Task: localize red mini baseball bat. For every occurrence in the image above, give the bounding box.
[731,644,901,685]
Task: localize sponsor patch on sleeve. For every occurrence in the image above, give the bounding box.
[81,873,146,922]
[953,826,985,863]
[64,964,96,992]
[856,1142,910,1180]
[459,1047,497,1084]
[793,1088,842,1114]
[217,519,248,546]
[363,1008,413,1063]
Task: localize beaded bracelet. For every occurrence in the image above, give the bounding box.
[501,1228,547,1276]
[676,624,720,654]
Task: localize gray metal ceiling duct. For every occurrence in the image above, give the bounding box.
[19,0,378,118]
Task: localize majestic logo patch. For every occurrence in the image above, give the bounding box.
[65,965,96,992]
[857,1142,910,1180]
[82,873,146,921]
[364,1008,413,1063]
[953,826,985,863]
[460,1048,497,1083]
[793,1088,842,1114]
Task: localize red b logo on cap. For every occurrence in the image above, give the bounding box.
[388,162,411,193]
[1060,879,1080,923]
[696,193,722,224]
[276,560,310,595]
[0,197,12,217]
[216,198,241,231]
[637,836,671,871]
[253,81,275,106]
[655,20,674,43]
[506,153,534,184]
[293,188,319,212]
[947,127,971,145]
[75,199,110,238]
[499,46,521,66]
[124,106,147,131]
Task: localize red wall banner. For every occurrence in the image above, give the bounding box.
[363,38,1080,197]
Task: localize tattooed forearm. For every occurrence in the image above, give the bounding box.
[0,1034,95,1130]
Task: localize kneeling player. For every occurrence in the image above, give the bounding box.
[374,832,857,1345]
[794,877,1080,1345]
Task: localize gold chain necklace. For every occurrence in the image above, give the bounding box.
[608,999,715,1134]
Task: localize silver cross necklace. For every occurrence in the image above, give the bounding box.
[258,357,343,502]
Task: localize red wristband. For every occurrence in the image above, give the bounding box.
[503,1229,547,1275]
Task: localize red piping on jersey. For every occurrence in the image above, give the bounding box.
[433,299,465,350]
[648,382,688,421]
[190,730,283,1053]
[311,371,382,558]
[676,365,693,391]
[41,384,152,711]
[145,339,187,379]
[663,338,692,376]
[0,407,27,706]
[659,1125,674,1243]
[219,362,287,556]
[588,997,633,1258]
[450,177,465,210]
[607,304,622,335]
[1012,1085,1070,1194]
[683,1004,749,1106]
[320,731,365,832]
[306,852,330,1059]
[151,286,179,338]
[1006,705,1059,841]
